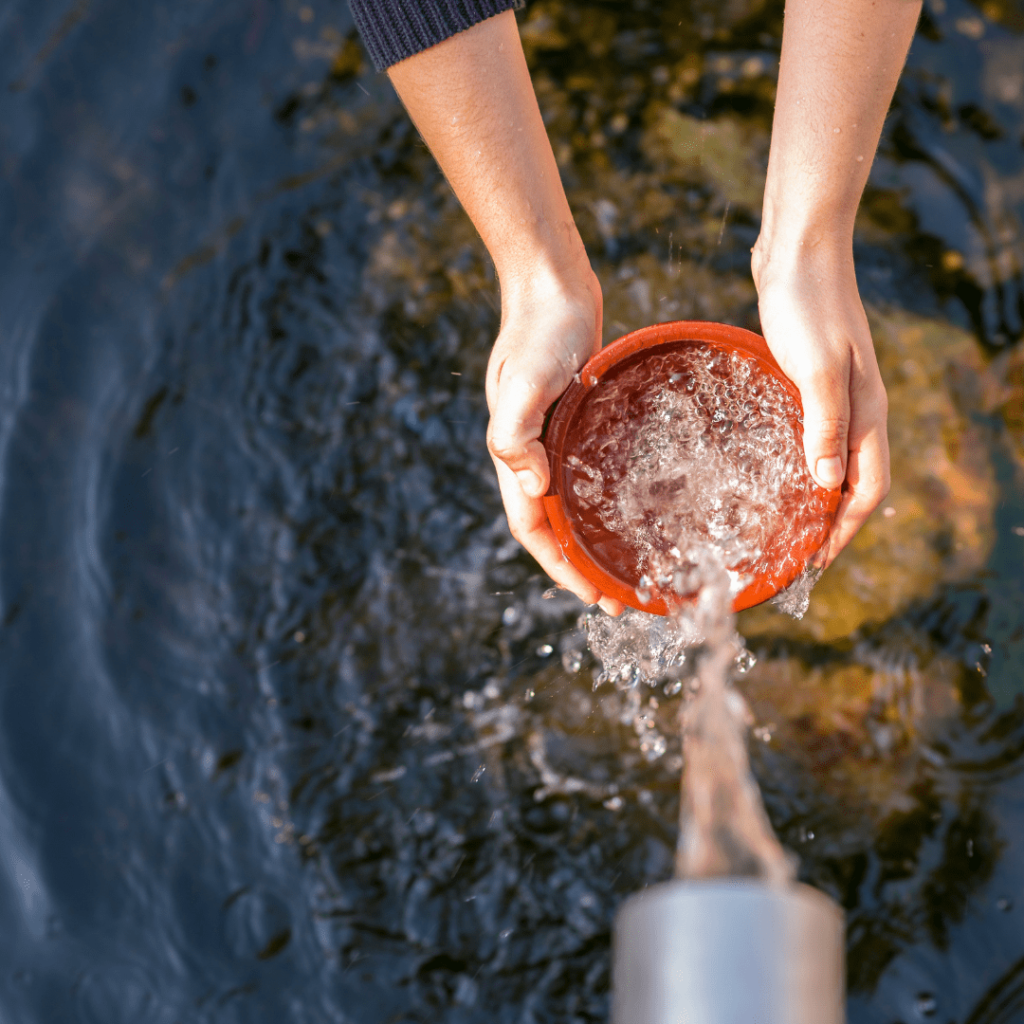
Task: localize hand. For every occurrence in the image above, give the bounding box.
[486,268,625,615]
[752,238,890,565]
[385,14,624,614]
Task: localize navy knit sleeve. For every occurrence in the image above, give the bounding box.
[350,0,526,71]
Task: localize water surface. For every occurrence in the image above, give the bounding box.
[2,0,1024,1021]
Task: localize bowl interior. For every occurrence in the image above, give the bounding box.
[541,321,842,615]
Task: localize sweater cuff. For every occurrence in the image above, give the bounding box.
[350,0,526,72]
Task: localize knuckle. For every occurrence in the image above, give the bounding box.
[486,427,522,465]
[808,413,850,447]
[874,384,889,417]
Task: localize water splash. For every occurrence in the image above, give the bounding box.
[576,345,824,883]
[563,343,832,603]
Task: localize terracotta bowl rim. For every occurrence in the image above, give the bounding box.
[541,319,842,615]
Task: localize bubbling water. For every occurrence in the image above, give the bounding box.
[573,342,829,884]
[562,342,831,605]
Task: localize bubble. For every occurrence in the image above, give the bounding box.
[734,647,757,674]
[536,644,554,657]
[561,649,583,674]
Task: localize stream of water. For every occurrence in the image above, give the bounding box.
[574,342,807,886]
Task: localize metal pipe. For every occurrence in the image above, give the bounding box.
[612,879,845,1024]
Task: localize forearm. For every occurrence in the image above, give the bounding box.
[760,0,922,254]
[387,11,589,302]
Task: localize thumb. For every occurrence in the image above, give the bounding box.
[486,376,552,499]
[798,373,850,491]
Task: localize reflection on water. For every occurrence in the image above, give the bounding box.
[2,0,1024,1020]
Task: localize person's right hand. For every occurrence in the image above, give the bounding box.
[485,267,625,615]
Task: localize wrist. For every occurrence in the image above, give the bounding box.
[751,212,854,294]
[497,239,599,318]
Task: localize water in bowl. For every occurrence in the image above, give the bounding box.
[560,341,833,611]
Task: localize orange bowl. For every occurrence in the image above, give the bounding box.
[541,320,842,615]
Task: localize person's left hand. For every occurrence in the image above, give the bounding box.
[752,237,891,565]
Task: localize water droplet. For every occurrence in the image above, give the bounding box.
[967,839,974,857]
[499,928,514,939]
[471,765,486,783]
[502,606,519,626]
[536,644,554,657]
[997,897,1013,912]
[914,992,937,1018]
[562,649,583,674]
[663,679,683,696]
[603,795,623,811]
[981,643,992,654]
[734,648,757,674]
[542,587,559,599]
[524,688,535,701]
[640,733,667,761]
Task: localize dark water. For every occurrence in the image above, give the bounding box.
[1,0,1024,1021]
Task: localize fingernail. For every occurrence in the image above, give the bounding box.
[814,456,843,488]
[516,470,541,497]
[598,597,620,616]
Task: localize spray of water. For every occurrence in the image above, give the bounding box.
[577,343,829,883]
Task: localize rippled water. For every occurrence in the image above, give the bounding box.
[2,0,1024,1021]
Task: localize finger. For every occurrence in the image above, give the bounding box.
[487,375,553,499]
[598,596,624,616]
[494,459,624,614]
[821,417,890,566]
[797,365,851,491]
